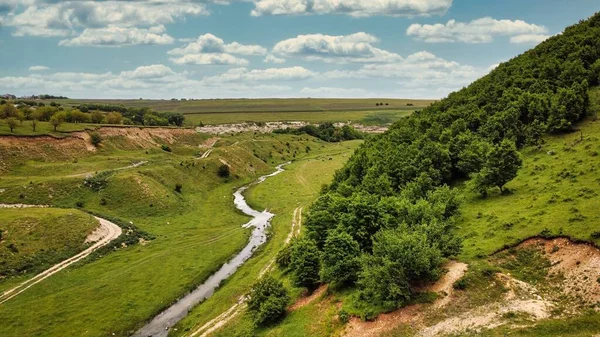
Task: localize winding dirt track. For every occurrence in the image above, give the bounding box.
[0,205,122,305]
[186,207,303,337]
[65,160,148,178]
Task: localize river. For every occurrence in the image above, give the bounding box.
[132,163,289,337]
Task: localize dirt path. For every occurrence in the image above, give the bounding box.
[200,149,213,159]
[289,284,328,311]
[186,207,303,337]
[344,261,468,337]
[0,205,122,305]
[65,160,147,178]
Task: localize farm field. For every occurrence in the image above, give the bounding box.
[45,98,430,126]
[0,127,360,337]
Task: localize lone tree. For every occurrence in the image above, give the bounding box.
[217,164,230,178]
[471,139,522,195]
[31,118,38,132]
[247,277,289,326]
[50,111,66,131]
[6,117,18,133]
[90,131,102,146]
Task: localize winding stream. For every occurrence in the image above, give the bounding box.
[133,163,289,337]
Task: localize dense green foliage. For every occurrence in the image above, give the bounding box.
[77,103,185,126]
[288,238,321,289]
[295,13,600,312]
[274,122,363,142]
[247,277,290,326]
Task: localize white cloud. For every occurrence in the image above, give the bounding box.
[29,65,49,71]
[0,63,297,98]
[251,0,452,17]
[58,25,174,47]
[407,17,548,43]
[264,54,286,64]
[168,34,267,56]
[204,66,316,82]
[322,51,483,90]
[272,32,402,63]
[300,86,375,98]
[168,33,267,65]
[170,53,250,66]
[509,34,551,44]
[2,1,208,39]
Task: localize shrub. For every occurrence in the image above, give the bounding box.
[217,164,230,178]
[90,132,102,146]
[247,277,289,326]
[453,278,468,290]
[76,201,84,208]
[175,183,182,193]
[289,238,321,289]
[275,244,293,270]
[161,144,172,152]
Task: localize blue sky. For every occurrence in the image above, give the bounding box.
[0,0,598,99]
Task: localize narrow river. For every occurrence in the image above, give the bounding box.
[133,163,289,337]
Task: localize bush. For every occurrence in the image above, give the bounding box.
[161,144,172,152]
[217,164,230,178]
[289,238,321,289]
[175,183,182,193]
[247,277,289,326]
[275,244,293,270]
[90,132,102,146]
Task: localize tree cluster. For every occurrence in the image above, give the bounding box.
[290,12,600,311]
[274,123,363,142]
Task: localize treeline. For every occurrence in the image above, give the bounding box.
[77,104,184,126]
[279,12,600,316]
[0,101,185,132]
[274,122,363,142]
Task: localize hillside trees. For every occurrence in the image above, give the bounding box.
[320,229,361,285]
[50,111,66,131]
[292,12,600,314]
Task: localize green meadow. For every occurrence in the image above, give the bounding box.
[0,128,360,337]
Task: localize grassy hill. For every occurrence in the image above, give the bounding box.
[0,126,360,337]
[0,208,98,279]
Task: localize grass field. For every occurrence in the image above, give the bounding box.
[0,120,97,136]
[0,208,98,278]
[54,98,434,114]
[0,129,359,337]
[41,98,430,126]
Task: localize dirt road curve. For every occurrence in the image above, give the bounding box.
[0,205,122,305]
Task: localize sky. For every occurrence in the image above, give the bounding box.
[0,0,598,99]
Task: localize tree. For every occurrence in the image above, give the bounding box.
[217,164,230,178]
[357,228,442,308]
[471,139,522,195]
[91,111,105,124]
[15,110,25,125]
[6,117,18,132]
[50,111,66,131]
[289,238,321,289]
[106,112,123,125]
[90,132,102,146]
[321,229,361,285]
[1,103,17,118]
[31,118,38,132]
[71,109,90,123]
[247,277,289,326]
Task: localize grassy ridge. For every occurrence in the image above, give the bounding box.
[0,208,99,277]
